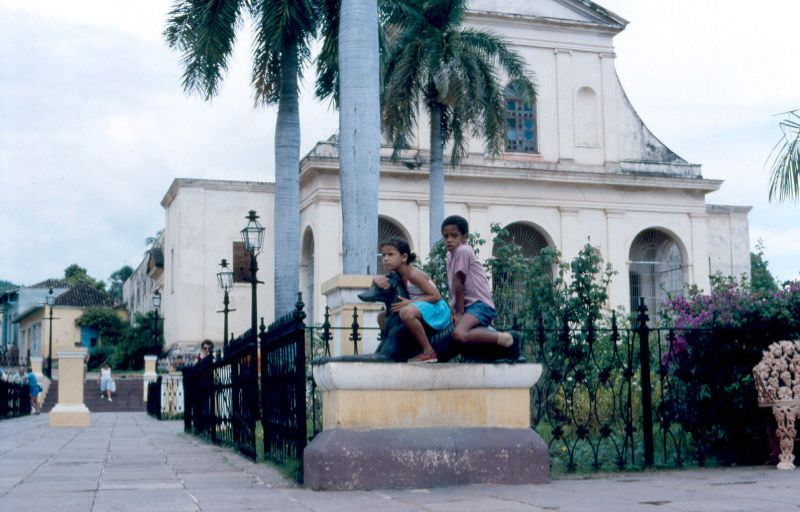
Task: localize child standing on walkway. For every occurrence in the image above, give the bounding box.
[99,363,115,401]
[441,215,520,360]
[373,237,450,363]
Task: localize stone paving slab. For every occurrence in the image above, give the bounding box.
[1,413,799,511]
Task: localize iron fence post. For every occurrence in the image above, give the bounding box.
[637,298,654,467]
[321,306,332,357]
[350,307,361,355]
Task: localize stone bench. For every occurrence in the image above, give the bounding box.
[753,340,800,470]
[304,361,549,490]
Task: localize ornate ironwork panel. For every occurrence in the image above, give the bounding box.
[260,295,307,474]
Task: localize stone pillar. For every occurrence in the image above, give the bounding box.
[605,209,628,310]
[321,275,382,356]
[689,212,710,293]
[555,49,574,162]
[559,207,581,261]
[49,351,90,427]
[143,355,158,402]
[304,362,549,490]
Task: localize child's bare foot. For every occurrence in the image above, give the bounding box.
[409,351,438,363]
[497,332,514,347]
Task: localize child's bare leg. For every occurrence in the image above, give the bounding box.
[399,306,436,357]
[377,310,386,331]
[453,314,513,346]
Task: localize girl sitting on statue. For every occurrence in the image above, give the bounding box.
[372,237,450,363]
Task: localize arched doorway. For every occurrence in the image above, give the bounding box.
[629,229,686,321]
[492,222,552,326]
[377,216,411,275]
[301,228,315,324]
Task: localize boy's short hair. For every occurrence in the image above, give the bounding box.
[441,215,469,235]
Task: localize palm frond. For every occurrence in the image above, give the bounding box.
[768,111,800,202]
[164,0,244,100]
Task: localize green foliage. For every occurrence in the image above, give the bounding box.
[64,264,106,291]
[750,240,778,293]
[768,109,800,202]
[0,279,17,292]
[660,278,800,464]
[110,312,163,371]
[381,0,536,164]
[108,265,134,303]
[76,307,126,343]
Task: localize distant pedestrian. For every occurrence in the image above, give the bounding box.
[200,340,214,359]
[21,367,41,414]
[98,363,115,401]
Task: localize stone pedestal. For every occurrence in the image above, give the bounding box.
[320,274,383,355]
[304,362,549,490]
[49,351,90,427]
[143,355,158,402]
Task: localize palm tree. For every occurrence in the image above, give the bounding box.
[381,0,536,249]
[333,0,382,274]
[164,0,317,316]
[768,110,800,202]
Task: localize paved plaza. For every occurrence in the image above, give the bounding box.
[0,413,797,511]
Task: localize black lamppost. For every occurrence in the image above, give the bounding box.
[241,210,265,343]
[46,288,55,379]
[152,290,161,354]
[216,258,235,351]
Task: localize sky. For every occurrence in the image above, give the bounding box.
[1,0,798,287]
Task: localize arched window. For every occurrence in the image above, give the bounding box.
[301,228,315,324]
[629,229,686,322]
[505,82,538,153]
[377,217,411,275]
[492,223,551,326]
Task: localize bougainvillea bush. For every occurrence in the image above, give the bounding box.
[659,277,800,464]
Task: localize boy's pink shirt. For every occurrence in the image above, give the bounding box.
[446,243,495,310]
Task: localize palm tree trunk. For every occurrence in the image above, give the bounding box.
[339,0,381,275]
[429,104,445,249]
[274,47,301,317]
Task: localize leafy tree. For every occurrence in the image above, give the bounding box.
[381,0,536,247]
[768,109,800,202]
[108,265,134,303]
[0,279,17,292]
[750,239,778,293]
[64,264,106,291]
[110,312,163,371]
[75,307,126,345]
[165,0,318,315]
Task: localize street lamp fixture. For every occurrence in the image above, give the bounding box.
[216,258,235,350]
[152,290,161,355]
[46,288,55,379]
[241,210,265,343]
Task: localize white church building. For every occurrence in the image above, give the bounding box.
[125,0,750,350]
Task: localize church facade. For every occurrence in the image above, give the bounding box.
[128,0,751,350]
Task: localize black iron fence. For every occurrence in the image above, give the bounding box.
[182,332,259,459]
[147,377,162,420]
[181,293,779,477]
[260,295,307,471]
[0,380,30,419]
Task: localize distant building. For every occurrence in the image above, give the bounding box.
[124,0,751,350]
[13,284,123,363]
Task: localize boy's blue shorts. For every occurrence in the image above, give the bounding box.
[465,301,496,327]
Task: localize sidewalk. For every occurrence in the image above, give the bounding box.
[0,413,796,512]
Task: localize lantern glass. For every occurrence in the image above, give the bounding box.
[46,288,55,306]
[217,259,234,291]
[153,290,161,309]
[240,210,265,254]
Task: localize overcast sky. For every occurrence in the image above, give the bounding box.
[1,0,798,287]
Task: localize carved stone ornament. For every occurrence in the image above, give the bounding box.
[753,340,800,470]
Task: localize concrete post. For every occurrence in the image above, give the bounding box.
[30,356,44,381]
[49,351,90,427]
[321,274,382,356]
[143,355,158,402]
